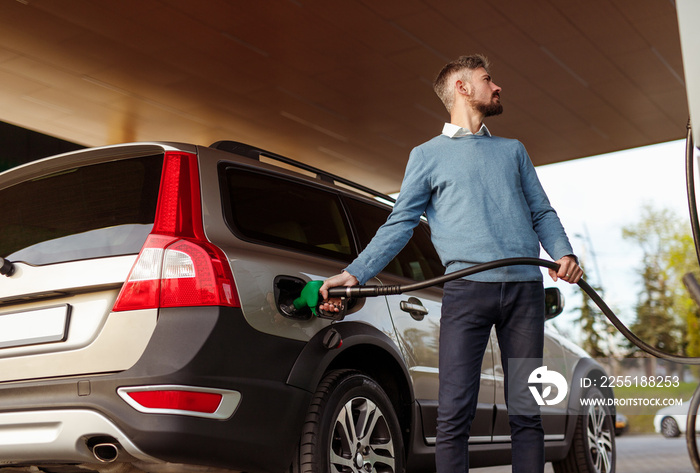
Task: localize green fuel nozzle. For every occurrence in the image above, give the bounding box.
[278,280,356,320]
[292,280,324,317]
[278,278,401,321]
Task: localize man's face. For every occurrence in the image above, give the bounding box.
[467,67,503,117]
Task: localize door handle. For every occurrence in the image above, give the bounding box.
[400,297,428,321]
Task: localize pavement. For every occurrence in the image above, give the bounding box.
[475,434,695,473]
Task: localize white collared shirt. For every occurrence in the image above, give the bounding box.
[441,122,491,138]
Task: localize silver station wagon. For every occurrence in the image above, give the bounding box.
[0,141,615,473]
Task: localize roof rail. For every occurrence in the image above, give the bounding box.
[210,140,396,204]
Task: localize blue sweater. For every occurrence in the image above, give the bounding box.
[345,134,574,284]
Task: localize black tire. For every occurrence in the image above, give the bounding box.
[553,387,616,473]
[293,369,405,473]
[660,416,681,438]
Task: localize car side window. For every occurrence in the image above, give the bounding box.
[221,166,354,262]
[344,198,444,282]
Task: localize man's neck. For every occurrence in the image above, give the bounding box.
[450,108,484,134]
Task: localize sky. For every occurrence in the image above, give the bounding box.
[534,138,693,344]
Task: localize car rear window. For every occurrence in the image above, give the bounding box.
[221,166,354,262]
[0,155,163,265]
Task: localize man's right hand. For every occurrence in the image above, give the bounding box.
[319,271,359,313]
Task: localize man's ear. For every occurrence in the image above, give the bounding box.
[456,79,472,97]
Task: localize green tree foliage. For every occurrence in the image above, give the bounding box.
[667,229,700,359]
[622,205,689,360]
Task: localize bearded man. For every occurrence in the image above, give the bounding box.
[321,54,582,473]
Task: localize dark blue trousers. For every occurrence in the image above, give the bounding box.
[436,279,545,473]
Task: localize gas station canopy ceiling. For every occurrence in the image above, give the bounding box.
[0,0,687,192]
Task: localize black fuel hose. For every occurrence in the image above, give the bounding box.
[687,120,700,269]
[327,256,700,365]
[688,382,700,473]
[684,119,700,472]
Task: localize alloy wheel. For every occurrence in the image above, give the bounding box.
[330,396,397,473]
[586,404,614,473]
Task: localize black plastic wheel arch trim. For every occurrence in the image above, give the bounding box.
[286,322,413,397]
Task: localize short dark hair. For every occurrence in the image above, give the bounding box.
[433,54,491,112]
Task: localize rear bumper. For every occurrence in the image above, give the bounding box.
[0,306,310,472]
[0,409,159,464]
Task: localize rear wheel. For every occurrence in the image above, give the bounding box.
[553,387,615,473]
[294,369,405,473]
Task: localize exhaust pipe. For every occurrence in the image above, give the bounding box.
[92,442,119,463]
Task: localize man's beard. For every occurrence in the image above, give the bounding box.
[475,100,503,117]
[471,94,503,117]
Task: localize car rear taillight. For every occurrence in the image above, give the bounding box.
[113,151,239,311]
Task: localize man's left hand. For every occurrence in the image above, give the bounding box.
[549,255,583,284]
